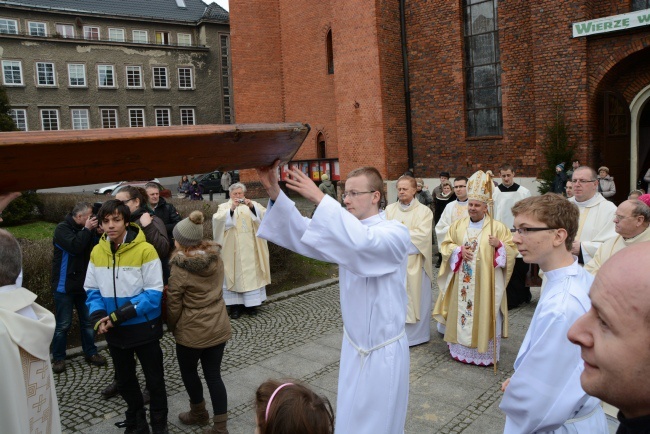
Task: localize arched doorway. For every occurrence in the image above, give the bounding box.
[630,83,650,193]
[601,91,630,204]
[317,131,326,159]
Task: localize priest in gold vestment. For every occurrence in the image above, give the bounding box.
[433,171,515,365]
[386,176,434,346]
[213,182,271,318]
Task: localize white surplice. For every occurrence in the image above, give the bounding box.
[435,199,469,250]
[499,261,608,433]
[257,191,411,434]
[568,193,617,264]
[493,185,531,229]
[584,226,650,274]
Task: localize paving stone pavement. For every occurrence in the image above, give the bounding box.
[55,277,618,433]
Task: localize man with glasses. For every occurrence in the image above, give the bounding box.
[585,195,650,274]
[568,166,616,265]
[500,194,608,433]
[256,162,411,434]
[435,176,469,267]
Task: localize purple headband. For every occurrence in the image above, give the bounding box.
[265,382,294,422]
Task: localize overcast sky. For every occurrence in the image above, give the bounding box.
[204,0,229,11]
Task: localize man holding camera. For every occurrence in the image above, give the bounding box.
[212,183,271,319]
[51,202,106,373]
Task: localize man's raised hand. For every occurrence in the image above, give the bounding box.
[256,160,282,201]
[285,169,325,205]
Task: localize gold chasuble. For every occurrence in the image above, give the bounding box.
[433,215,515,354]
[213,200,271,293]
[385,200,434,323]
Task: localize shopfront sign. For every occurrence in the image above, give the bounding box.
[573,9,650,38]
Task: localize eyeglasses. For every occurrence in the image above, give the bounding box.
[454,185,467,189]
[511,227,557,235]
[614,215,632,221]
[342,191,376,200]
[571,179,597,184]
[121,198,135,205]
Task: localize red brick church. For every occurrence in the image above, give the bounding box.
[230,0,650,203]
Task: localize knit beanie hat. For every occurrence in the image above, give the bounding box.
[556,162,565,170]
[173,210,204,246]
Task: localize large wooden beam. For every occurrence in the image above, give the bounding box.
[0,123,309,192]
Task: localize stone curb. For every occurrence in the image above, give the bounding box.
[63,277,340,359]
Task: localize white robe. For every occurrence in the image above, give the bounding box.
[568,193,617,264]
[257,192,411,434]
[0,284,61,434]
[493,185,531,229]
[435,199,469,250]
[584,226,650,274]
[499,261,608,433]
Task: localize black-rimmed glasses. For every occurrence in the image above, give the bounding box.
[511,227,557,235]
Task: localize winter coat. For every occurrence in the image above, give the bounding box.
[416,189,433,206]
[189,184,203,200]
[167,245,231,348]
[319,180,337,199]
[553,171,567,194]
[598,175,616,199]
[51,214,97,295]
[84,224,164,349]
[131,207,170,260]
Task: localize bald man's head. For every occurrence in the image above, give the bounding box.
[568,242,650,418]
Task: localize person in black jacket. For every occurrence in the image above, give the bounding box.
[51,202,106,374]
[145,182,181,252]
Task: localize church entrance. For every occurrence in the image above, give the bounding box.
[601,91,630,204]
[630,83,650,195]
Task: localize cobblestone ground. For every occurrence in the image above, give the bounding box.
[57,278,615,433]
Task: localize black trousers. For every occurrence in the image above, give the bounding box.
[176,342,227,415]
[506,257,531,309]
[108,340,168,415]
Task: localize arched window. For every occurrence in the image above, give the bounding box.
[326,29,334,75]
[317,132,326,158]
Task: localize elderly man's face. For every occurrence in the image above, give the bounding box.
[396,179,417,205]
[231,188,245,200]
[568,246,650,418]
[146,187,160,206]
[613,200,644,239]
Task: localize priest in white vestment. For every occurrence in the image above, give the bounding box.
[500,194,608,433]
[213,182,271,318]
[568,167,616,264]
[585,198,650,274]
[435,176,469,252]
[493,164,532,309]
[0,229,62,434]
[386,176,434,346]
[433,171,516,366]
[256,163,411,434]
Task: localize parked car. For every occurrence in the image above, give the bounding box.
[196,170,240,194]
[95,178,159,195]
[111,181,171,198]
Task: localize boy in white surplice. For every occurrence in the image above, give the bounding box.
[499,194,607,433]
[256,162,410,434]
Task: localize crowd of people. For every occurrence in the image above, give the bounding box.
[1,157,649,434]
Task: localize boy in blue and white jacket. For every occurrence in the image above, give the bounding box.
[85,199,168,433]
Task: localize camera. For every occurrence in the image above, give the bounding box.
[238,199,245,204]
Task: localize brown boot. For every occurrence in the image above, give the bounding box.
[178,400,209,426]
[203,413,228,434]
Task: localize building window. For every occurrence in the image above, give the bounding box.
[2,60,23,86]
[152,67,168,88]
[463,0,502,137]
[632,0,650,10]
[10,109,27,131]
[98,65,115,88]
[0,18,18,34]
[155,108,171,126]
[326,29,334,75]
[129,109,145,127]
[132,30,148,43]
[68,64,86,87]
[220,35,234,123]
[40,109,59,130]
[126,66,143,88]
[177,33,192,46]
[155,31,171,45]
[101,108,118,128]
[83,26,100,40]
[71,109,90,129]
[56,24,74,38]
[178,67,193,89]
[180,108,195,125]
[36,62,56,86]
[28,22,47,37]
[108,28,125,42]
